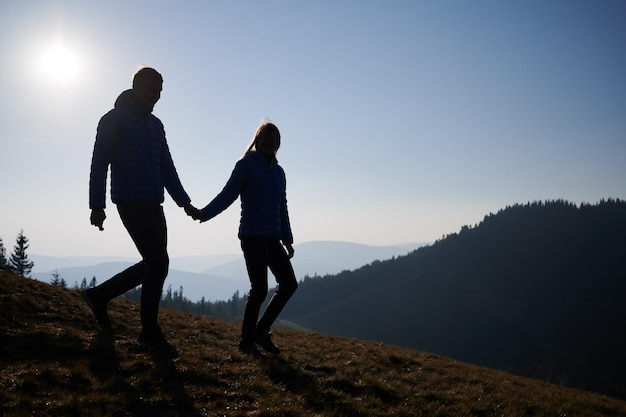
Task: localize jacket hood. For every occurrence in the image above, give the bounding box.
[114,89,152,116]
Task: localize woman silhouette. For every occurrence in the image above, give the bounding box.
[198,120,298,357]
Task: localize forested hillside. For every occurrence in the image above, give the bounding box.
[279,199,626,399]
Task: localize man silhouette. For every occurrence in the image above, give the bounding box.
[84,67,198,356]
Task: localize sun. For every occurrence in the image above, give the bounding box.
[39,43,80,83]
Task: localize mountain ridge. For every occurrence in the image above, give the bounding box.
[277,199,626,399]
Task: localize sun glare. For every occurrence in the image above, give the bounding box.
[40,44,80,83]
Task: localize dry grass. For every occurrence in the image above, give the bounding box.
[1,271,625,417]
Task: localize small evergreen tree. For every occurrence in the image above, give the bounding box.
[51,270,62,286]
[0,237,9,272]
[10,230,34,278]
[164,284,173,304]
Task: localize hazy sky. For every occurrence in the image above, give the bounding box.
[1,1,624,258]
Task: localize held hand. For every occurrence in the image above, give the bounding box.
[90,209,106,231]
[285,244,295,259]
[184,204,201,221]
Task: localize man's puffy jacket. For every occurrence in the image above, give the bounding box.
[200,151,293,245]
[89,89,190,209]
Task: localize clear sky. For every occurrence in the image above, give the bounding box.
[1,1,625,258]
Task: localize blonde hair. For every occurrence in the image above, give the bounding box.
[244,118,281,157]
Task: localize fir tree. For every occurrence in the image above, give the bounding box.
[10,230,35,278]
[50,270,62,286]
[50,270,68,288]
[0,237,9,272]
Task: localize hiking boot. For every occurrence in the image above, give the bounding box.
[138,330,178,358]
[82,289,111,330]
[238,340,265,358]
[255,331,280,354]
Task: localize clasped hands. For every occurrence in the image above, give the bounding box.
[184,204,207,222]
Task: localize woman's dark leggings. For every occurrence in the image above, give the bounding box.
[240,238,298,343]
[93,202,169,336]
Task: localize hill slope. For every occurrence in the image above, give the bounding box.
[1,272,624,417]
[279,200,626,399]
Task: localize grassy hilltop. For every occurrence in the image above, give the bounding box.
[1,272,625,417]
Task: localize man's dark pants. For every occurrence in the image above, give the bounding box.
[93,202,169,337]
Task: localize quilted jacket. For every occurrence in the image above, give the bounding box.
[89,89,190,209]
[200,151,293,244]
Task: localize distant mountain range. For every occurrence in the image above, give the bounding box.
[30,241,425,302]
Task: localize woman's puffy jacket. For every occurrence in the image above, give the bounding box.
[200,151,293,245]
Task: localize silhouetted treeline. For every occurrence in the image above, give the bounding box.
[51,275,99,290]
[121,285,248,318]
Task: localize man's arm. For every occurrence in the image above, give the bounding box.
[89,111,118,230]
